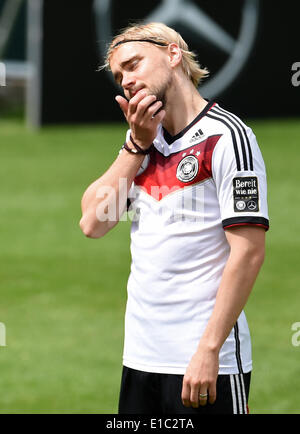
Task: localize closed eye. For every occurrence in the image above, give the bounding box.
[128,59,139,71]
[113,55,142,85]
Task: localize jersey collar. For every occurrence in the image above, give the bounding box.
[162,100,216,145]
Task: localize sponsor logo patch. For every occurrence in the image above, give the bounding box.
[233,176,259,212]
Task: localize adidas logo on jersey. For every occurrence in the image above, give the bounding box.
[190,128,205,143]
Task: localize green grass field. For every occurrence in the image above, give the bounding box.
[0,116,299,413]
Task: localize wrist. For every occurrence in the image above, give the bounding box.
[122,141,147,156]
[130,134,152,154]
[197,337,221,355]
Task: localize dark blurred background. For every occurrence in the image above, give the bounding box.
[0,0,299,124]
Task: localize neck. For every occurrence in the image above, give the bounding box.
[162,76,208,137]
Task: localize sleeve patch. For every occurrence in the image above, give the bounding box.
[233,176,259,212]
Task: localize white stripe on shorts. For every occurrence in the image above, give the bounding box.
[230,374,237,414]
[230,374,247,414]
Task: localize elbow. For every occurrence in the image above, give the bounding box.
[231,244,265,272]
[79,215,103,239]
[254,248,265,269]
[245,246,265,272]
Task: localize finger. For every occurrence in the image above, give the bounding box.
[198,387,208,406]
[181,379,191,408]
[208,382,217,405]
[134,95,158,120]
[190,384,200,408]
[115,95,129,119]
[127,90,148,116]
[144,100,163,120]
[153,108,166,125]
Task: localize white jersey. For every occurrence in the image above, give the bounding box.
[122,101,269,375]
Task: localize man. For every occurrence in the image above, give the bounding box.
[80,22,269,414]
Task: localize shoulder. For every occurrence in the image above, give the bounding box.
[206,104,259,172]
[206,103,249,130]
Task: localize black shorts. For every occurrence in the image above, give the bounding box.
[118,366,251,415]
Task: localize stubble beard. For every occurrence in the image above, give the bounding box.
[149,74,173,109]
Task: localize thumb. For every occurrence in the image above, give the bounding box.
[115,95,129,119]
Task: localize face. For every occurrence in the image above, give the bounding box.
[109,42,174,106]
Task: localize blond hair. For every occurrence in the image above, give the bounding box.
[102,22,209,88]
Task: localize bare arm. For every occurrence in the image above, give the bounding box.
[79,150,144,238]
[79,90,165,238]
[181,226,266,408]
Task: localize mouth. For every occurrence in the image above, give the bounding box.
[130,87,145,98]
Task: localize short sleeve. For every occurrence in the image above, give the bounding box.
[212,127,269,231]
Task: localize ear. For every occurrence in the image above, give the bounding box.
[167,43,182,68]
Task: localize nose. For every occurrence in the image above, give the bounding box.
[121,72,135,90]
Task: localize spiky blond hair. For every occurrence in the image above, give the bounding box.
[102,22,209,88]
